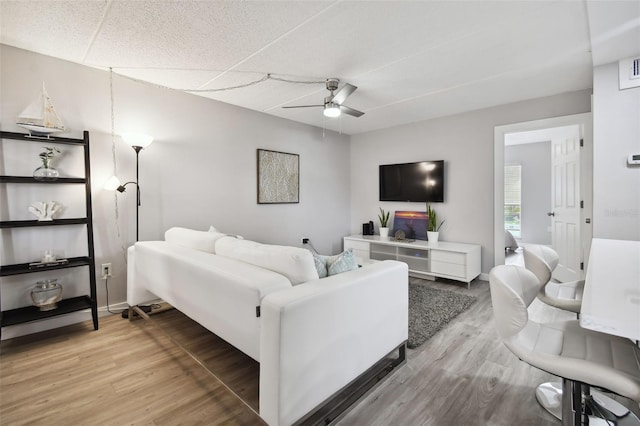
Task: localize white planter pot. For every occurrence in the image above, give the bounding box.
[380,227,389,238]
[427,231,439,243]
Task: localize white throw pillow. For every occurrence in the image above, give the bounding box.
[209,225,244,239]
[165,227,227,253]
[215,237,318,285]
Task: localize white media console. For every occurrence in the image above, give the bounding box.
[344,235,481,288]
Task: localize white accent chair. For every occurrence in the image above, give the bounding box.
[523,245,583,315]
[489,265,640,426]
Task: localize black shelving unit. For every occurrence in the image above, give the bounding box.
[0,130,98,338]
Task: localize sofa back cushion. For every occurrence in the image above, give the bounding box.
[215,237,318,285]
[165,227,227,254]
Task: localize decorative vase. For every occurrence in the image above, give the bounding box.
[33,159,59,181]
[30,279,63,311]
[427,231,439,243]
[380,227,389,238]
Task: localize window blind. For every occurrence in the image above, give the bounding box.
[504,164,521,205]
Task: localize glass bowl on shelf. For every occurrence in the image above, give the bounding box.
[30,279,63,311]
[33,164,59,181]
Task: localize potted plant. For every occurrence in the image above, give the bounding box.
[427,204,445,242]
[378,207,390,238]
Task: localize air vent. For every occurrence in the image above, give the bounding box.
[619,57,640,90]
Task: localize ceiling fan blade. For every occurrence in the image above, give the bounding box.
[282,105,324,109]
[331,83,357,105]
[339,104,364,117]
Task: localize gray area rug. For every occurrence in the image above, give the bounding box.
[408,284,477,349]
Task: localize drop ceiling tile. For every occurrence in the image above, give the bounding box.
[197,72,328,111]
[0,1,107,62]
[343,57,593,135]
[343,1,589,107]
[586,0,640,66]
[114,68,223,92]
[0,0,616,135]
[84,1,333,69]
[205,80,329,112]
[232,1,553,79]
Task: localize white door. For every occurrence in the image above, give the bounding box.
[550,132,582,282]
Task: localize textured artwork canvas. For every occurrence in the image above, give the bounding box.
[257,149,299,204]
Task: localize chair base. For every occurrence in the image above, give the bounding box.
[586,395,640,426]
[536,381,563,420]
[535,381,637,424]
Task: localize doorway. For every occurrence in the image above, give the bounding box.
[494,113,593,280]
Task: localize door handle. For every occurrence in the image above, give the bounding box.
[547,212,555,217]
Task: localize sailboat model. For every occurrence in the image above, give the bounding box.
[16,83,66,136]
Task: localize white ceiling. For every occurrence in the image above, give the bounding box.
[2,1,639,135]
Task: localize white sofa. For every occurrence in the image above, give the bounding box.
[127,228,409,426]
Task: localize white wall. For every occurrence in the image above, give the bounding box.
[593,61,640,240]
[350,90,591,274]
[505,141,552,244]
[0,45,350,338]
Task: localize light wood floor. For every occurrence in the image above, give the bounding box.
[0,308,263,425]
[2,277,638,425]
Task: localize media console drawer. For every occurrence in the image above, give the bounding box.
[431,250,465,265]
[430,260,466,278]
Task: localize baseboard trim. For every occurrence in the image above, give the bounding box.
[99,302,129,313]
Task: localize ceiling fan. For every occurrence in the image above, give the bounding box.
[283,78,364,118]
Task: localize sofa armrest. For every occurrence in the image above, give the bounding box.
[259,260,408,426]
[127,241,291,361]
[127,245,158,307]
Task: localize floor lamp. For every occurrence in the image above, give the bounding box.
[105,133,153,241]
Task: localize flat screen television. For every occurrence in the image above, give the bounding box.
[379,160,444,202]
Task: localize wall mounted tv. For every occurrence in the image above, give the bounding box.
[379,160,445,202]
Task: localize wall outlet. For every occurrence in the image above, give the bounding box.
[302,238,310,244]
[101,263,112,279]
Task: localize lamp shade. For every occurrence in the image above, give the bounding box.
[323,103,341,118]
[104,175,122,191]
[121,133,153,148]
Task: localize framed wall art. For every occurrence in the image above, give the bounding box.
[257,149,299,204]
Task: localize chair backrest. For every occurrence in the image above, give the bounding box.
[489,265,540,340]
[523,245,559,288]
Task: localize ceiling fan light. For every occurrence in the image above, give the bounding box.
[323,103,341,118]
